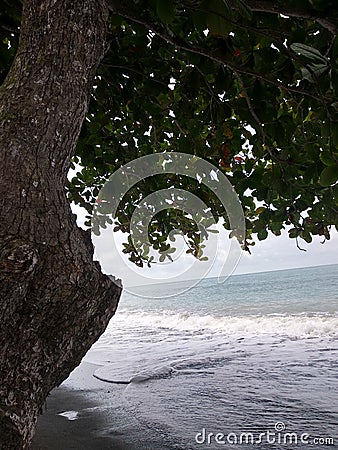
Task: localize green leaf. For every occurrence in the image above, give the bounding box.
[257,229,268,240]
[300,63,328,83]
[290,43,327,64]
[206,0,231,37]
[320,150,338,166]
[332,69,338,97]
[192,11,207,31]
[110,14,124,27]
[319,165,338,186]
[156,0,175,24]
[300,230,312,243]
[159,253,166,262]
[331,34,338,69]
[332,124,338,150]
[255,206,266,215]
[206,228,219,234]
[92,224,100,236]
[288,228,299,238]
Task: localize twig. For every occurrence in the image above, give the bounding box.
[110,5,328,103]
[101,63,169,87]
[295,236,307,251]
[245,0,338,35]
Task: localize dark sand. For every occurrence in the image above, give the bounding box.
[30,362,138,450]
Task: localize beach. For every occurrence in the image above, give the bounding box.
[31,265,338,449]
[30,362,133,450]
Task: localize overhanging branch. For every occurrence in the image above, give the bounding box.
[110,6,329,104]
[245,0,337,35]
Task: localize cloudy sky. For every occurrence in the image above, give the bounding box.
[72,201,337,291]
[233,227,338,274]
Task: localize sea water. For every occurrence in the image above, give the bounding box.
[84,264,338,449]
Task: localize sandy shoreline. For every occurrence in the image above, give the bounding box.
[30,362,135,450]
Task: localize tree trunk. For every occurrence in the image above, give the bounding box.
[0,1,122,448]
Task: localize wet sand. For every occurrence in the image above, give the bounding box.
[30,362,133,450]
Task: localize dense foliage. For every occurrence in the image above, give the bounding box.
[1,0,338,265]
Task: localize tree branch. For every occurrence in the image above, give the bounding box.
[245,0,338,35]
[101,63,169,86]
[110,6,328,103]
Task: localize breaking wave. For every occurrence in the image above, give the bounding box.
[113,310,338,338]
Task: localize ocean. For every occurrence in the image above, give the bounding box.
[81,264,338,449]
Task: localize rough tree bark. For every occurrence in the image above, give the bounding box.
[0,1,121,448]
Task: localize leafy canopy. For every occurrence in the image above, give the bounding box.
[1,0,338,266]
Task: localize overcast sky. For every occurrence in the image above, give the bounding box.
[72,202,337,291]
[233,227,338,275]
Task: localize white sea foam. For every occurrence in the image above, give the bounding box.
[93,355,224,384]
[57,410,79,421]
[112,310,338,338]
[84,266,337,449]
